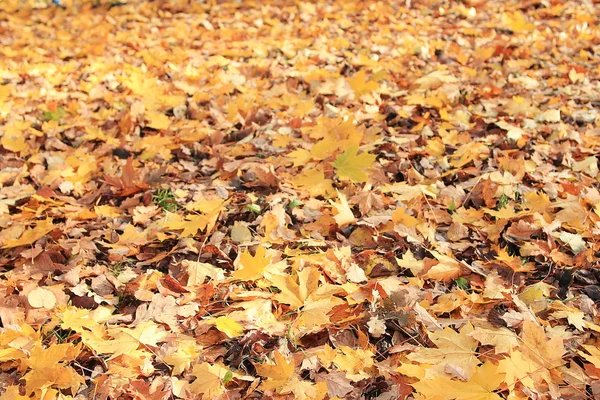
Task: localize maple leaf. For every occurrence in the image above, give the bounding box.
[87,321,168,359]
[182,260,226,286]
[407,323,479,380]
[139,293,185,329]
[136,134,175,160]
[1,130,28,153]
[415,69,458,90]
[558,231,586,254]
[162,213,209,238]
[189,362,230,398]
[519,320,566,370]
[255,350,295,391]
[0,386,29,400]
[269,266,321,308]
[294,297,345,334]
[449,142,490,168]
[5,1,600,397]
[550,302,586,331]
[293,164,336,197]
[412,362,503,400]
[392,206,420,227]
[503,11,535,33]
[423,250,462,281]
[281,376,325,400]
[321,371,354,398]
[104,223,149,256]
[350,188,384,215]
[210,316,244,338]
[23,343,85,396]
[146,110,171,130]
[579,345,600,369]
[332,145,376,183]
[188,198,229,229]
[1,218,54,249]
[0,324,40,365]
[497,350,540,390]
[232,245,271,281]
[229,300,287,335]
[348,69,379,96]
[58,307,100,333]
[522,191,551,213]
[333,346,375,377]
[162,336,201,375]
[329,191,356,227]
[469,326,519,355]
[396,249,425,275]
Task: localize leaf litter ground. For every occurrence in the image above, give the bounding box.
[1,0,600,399]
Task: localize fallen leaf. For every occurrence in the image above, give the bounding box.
[27,288,57,309]
[232,246,271,281]
[332,145,376,183]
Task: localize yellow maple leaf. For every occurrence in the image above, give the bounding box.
[292,98,316,117]
[293,165,336,198]
[1,218,55,249]
[469,327,519,354]
[311,136,343,160]
[232,245,271,281]
[122,71,159,97]
[58,307,99,333]
[1,131,28,153]
[186,198,229,233]
[317,344,338,369]
[163,337,201,375]
[136,134,174,160]
[23,343,84,397]
[0,386,29,400]
[522,191,551,214]
[115,320,168,347]
[449,142,489,168]
[407,323,478,380]
[579,345,600,369]
[332,145,376,183]
[423,250,462,281]
[392,207,420,227]
[0,324,40,364]
[348,69,379,96]
[183,260,226,286]
[94,205,121,218]
[293,297,345,334]
[146,110,171,130]
[211,316,244,338]
[497,350,539,390]
[269,266,321,308]
[330,191,356,227]
[396,249,425,276]
[415,69,458,90]
[333,346,375,375]
[189,362,230,398]
[282,376,327,400]
[88,321,167,359]
[519,320,565,370]
[550,302,586,331]
[288,148,312,167]
[162,213,209,238]
[254,350,295,391]
[412,361,503,400]
[504,11,534,33]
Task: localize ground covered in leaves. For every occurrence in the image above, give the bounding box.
[1,0,600,399]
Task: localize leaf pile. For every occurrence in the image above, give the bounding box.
[1,0,600,399]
